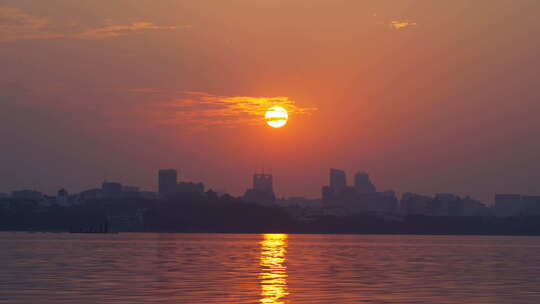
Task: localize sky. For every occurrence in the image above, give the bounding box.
[1,0,540,203]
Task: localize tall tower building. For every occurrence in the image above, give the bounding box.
[244,173,275,205]
[329,168,347,191]
[158,169,178,198]
[253,174,274,194]
[354,172,376,194]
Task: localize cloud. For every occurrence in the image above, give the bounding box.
[131,90,317,129]
[74,22,183,40]
[0,6,62,41]
[0,6,183,42]
[389,21,417,30]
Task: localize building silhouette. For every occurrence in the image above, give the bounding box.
[244,173,276,205]
[427,193,461,216]
[400,192,431,215]
[157,169,205,200]
[122,185,140,199]
[176,182,205,195]
[159,169,178,198]
[322,168,349,202]
[56,188,69,206]
[401,193,489,217]
[102,182,122,198]
[494,194,522,217]
[253,174,273,194]
[329,168,347,193]
[522,196,540,216]
[323,168,353,203]
[11,190,43,201]
[494,194,540,217]
[354,172,376,194]
[80,188,103,201]
[322,169,398,214]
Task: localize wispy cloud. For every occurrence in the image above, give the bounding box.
[132,90,317,128]
[389,21,417,30]
[0,6,61,41]
[0,6,183,42]
[75,22,182,40]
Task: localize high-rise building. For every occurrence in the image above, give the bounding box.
[244,173,275,205]
[56,188,69,206]
[329,168,346,192]
[159,169,178,198]
[253,174,273,194]
[354,172,376,194]
[322,169,346,202]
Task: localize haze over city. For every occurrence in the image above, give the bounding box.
[2,0,540,203]
[4,2,540,304]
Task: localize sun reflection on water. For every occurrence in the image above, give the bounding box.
[259,234,289,304]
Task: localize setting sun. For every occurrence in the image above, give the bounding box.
[265,106,288,128]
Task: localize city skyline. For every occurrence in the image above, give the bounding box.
[2,165,540,206]
[0,167,486,201]
[4,166,540,219]
[3,165,539,208]
[3,2,540,303]
[2,1,540,203]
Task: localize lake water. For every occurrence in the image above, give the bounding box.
[1,233,540,303]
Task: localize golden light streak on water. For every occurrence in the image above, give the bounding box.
[259,234,289,304]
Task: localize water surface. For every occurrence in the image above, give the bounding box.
[1,233,540,303]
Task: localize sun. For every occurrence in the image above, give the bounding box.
[265,106,288,128]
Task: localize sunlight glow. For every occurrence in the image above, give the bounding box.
[265,106,288,128]
[259,234,289,304]
[390,20,417,29]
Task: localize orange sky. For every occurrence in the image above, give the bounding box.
[1,0,540,202]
